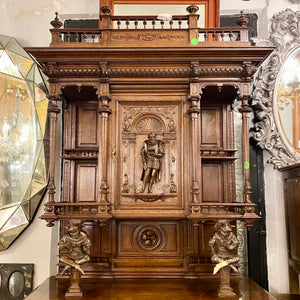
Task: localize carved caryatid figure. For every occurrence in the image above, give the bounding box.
[59,220,91,275]
[209,220,240,297]
[59,220,91,296]
[140,132,165,193]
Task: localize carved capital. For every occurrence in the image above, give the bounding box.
[48,100,61,114]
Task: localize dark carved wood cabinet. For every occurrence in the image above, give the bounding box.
[26,2,273,296]
[280,163,300,294]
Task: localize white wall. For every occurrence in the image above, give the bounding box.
[264,153,289,293]
[1,0,98,47]
[0,198,58,288]
[0,0,295,293]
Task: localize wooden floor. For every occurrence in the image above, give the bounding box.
[26,276,277,300]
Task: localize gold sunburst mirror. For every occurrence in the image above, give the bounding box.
[0,34,49,250]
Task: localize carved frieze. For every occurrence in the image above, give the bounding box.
[43,63,103,78]
[252,9,300,168]
[111,33,185,42]
[110,66,190,78]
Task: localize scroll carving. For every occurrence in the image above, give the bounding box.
[252,8,300,168]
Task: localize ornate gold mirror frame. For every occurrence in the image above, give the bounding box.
[253,8,300,168]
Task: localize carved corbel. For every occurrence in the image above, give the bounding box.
[43,62,59,78]
[242,61,257,80]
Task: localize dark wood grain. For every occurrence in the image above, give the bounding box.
[26,276,276,300]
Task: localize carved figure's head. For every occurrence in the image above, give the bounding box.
[215,220,232,236]
[66,220,82,236]
[148,132,157,144]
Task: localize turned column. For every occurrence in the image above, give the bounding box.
[98,95,111,203]
[239,91,252,204]
[43,87,61,226]
[188,62,201,204]
[97,62,111,205]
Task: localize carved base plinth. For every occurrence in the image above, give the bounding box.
[65,268,82,297]
[217,266,235,298]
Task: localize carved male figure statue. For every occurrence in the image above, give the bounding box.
[59,219,91,276]
[59,219,91,297]
[209,220,240,297]
[140,132,165,193]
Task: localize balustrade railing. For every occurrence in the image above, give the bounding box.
[49,6,249,47]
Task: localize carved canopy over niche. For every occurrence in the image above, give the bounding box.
[252,8,300,168]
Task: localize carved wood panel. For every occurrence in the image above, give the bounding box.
[112,96,185,210]
[75,163,97,202]
[117,221,181,256]
[76,104,98,147]
[201,107,221,148]
[202,163,223,202]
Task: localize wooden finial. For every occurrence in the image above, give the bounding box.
[100,6,112,15]
[236,11,249,27]
[50,12,63,29]
[186,5,199,15]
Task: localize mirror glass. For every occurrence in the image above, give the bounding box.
[8,271,24,297]
[0,34,49,250]
[276,47,300,153]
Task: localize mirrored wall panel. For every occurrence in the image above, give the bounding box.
[0,34,49,250]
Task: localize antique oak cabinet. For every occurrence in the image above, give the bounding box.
[27,1,273,280]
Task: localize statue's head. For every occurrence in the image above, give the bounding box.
[215,220,232,235]
[148,132,157,144]
[66,220,82,235]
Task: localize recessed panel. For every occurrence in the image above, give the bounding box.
[76,106,98,147]
[76,163,97,202]
[202,163,222,202]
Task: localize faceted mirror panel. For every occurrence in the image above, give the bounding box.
[0,34,49,250]
[8,271,24,297]
[276,46,300,152]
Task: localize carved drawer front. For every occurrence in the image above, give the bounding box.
[116,220,182,257]
[113,220,185,275]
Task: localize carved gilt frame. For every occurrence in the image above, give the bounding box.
[252,8,300,169]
